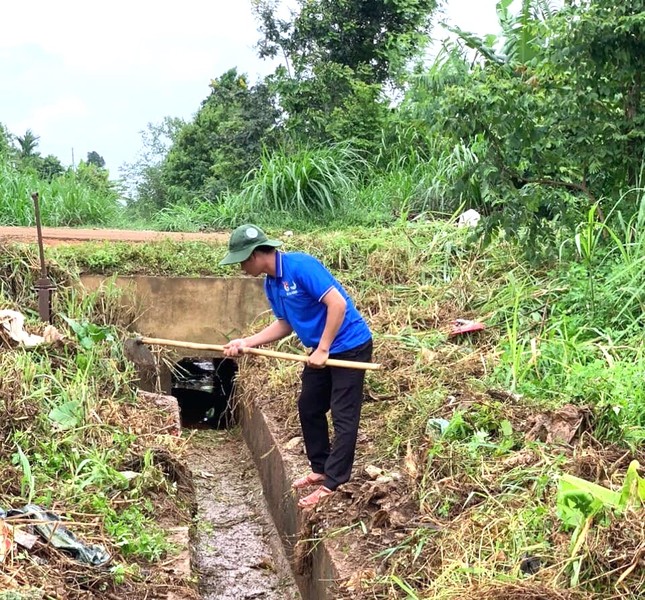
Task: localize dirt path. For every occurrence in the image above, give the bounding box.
[188,430,300,600]
[0,227,228,246]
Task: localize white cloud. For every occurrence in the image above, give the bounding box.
[2,1,265,76]
[13,96,89,138]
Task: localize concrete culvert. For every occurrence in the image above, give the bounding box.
[171,357,237,429]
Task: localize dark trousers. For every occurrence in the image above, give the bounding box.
[297,339,373,491]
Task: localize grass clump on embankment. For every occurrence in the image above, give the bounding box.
[0,244,195,598]
[229,220,644,600]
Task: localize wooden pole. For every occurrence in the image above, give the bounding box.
[137,336,381,371]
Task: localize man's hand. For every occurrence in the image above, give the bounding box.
[223,338,247,357]
[307,347,329,369]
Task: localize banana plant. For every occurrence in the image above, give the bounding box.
[443,0,559,68]
[556,460,644,586]
[557,460,645,529]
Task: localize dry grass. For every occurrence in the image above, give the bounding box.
[233,226,644,599]
[440,582,592,600]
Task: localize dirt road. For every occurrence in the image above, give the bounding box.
[0,226,229,246]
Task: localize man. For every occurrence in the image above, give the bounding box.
[220,224,373,508]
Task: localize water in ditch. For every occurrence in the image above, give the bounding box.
[188,429,300,600]
[172,358,237,429]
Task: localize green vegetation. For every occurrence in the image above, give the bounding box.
[0,127,122,227]
[226,221,642,599]
[3,205,644,598]
[2,1,642,250]
[1,0,644,597]
[0,246,191,595]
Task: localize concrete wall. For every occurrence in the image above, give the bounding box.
[81,275,269,345]
[82,274,339,597]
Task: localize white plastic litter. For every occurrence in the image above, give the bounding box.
[457,209,481,228]
[0,310,45,347]
[0,310,62,347]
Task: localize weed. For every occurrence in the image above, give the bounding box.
[236,143,362,217]
[12,443,35,504]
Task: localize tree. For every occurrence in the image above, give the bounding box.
[253,0,438,152]
[37,155,64,181]
[550,0,645,189]
[86,151,106,168]
[404,0,645,255]
[444,0,557,68]
[162,69,281,202]
[120,117,185,212]
[0,123,14,160]
[15,129,41,159]
[75,161,117,198]
[270,62,390,150]
[254,0,439,85]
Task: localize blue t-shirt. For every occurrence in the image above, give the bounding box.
[264,252,371,353]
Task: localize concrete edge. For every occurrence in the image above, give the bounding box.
[238,397,342,600]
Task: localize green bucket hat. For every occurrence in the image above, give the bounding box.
[219,224,282,265]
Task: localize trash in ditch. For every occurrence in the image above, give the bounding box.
[425,417,451,440]
[171,358,236,428]
[449,318,486,336]
[0,310,45,348]
[0,309,63,348]
[520,553,541,575]
[364,465,402,486]
[365,465,384,480]
[457,209,481,228]
[1,504,111,566]
[13,528,39,550]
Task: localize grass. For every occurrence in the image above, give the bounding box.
[3,204,644,598]
[0,163,123,227]
[0,246,193,595]
[236,143,363,216]
[49,240,226,276]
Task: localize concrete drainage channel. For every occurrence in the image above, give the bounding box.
[188,430,299,599]
[81,275,341,599]
[166,356,336,600]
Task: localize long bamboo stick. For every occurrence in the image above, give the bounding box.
[137,336,381,371]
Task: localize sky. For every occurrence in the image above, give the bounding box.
[1,0,505,174]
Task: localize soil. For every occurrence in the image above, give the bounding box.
[187,429,300,600]
[0,227,228,247]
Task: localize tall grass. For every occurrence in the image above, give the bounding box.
[360,141,481,219]
[599,189,645,331]
[231,143,363,217]
[487,192,645,444]
[0,162,123,226]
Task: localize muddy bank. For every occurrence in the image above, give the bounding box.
[188,429,300,600]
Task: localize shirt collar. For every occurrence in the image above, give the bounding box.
[273,251,283,279]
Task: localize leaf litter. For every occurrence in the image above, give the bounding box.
[232,227,645,600]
